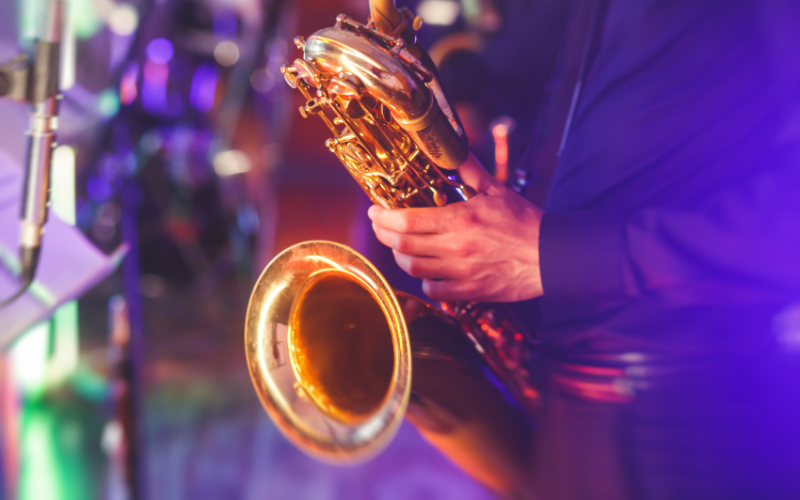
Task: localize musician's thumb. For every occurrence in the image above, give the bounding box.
[456,153,504,195]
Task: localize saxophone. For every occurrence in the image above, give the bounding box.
[245,1,539,495]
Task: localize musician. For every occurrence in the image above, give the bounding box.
[370,0,800,497]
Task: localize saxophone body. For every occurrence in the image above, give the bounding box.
[246,2,539,496]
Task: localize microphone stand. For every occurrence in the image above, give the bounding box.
[0,0,65,306]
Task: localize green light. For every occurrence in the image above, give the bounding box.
[19,0,103,42]
[97,88,121,118]
[462,0,480,21]
[18,401,97,500]
[17,0,41,42]
[19,411,61,500]
[70,0,102,40]
[49,301,79,384]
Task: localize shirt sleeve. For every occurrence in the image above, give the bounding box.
[539,160,800,307]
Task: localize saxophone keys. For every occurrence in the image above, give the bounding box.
[280,64,298,88]
[359,94,378,111]
[369,183,395,209]
[398,6,423,31]
[292,59,319,88]
[329,75,362,99]
[300,98,323,118]
[432,189,447,207]
[337,129,356,143]
[379,104,392,122]
[461,185,477,199]
[344,99,366,118]
[328,82,357,98]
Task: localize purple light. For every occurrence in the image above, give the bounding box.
[190,64,219,113]
[147,38,173,64]
[142,60,168,114]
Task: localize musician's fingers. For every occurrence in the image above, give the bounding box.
[456,153,503,195]
[422,277,487,302]
[373,225,464,257]
[392,251,477,280]
[368,203,466,234]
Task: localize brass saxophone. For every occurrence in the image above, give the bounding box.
[245,1,539,495]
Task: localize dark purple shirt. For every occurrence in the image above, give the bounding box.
[527,0,800,354]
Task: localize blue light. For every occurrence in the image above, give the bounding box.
[86,176,112,202]
[147,38,174,64]
[237,203,260,235]
[76,198,94,230]
[213,11,238,38]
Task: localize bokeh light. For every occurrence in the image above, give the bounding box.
[147,38,174,65]
[417,0,461,26]
[214,41,240,67]
[213,150,251,176]
[108,4,139,37]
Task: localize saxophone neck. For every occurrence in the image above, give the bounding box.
[365,1,469,170]
[369,0,408,37]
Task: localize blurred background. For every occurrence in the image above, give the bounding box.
[0,0,570,498]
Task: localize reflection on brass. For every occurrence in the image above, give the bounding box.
[246,1,541,497]
[289,270,394,424]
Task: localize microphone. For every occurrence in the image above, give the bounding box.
[2,0,65,305]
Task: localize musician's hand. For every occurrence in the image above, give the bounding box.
[369,153,544,302]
